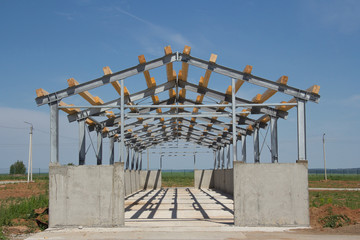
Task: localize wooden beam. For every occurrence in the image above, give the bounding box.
[103,66,130,96]
[67,78,102,105]
[36,88,80,115]
[138,54,164,123]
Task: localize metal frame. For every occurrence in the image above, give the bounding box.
[40,49,319,169]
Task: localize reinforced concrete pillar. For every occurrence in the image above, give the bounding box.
[241,135,247,162]
[96,130,103,165]
[50,101,59,164]
[270,117,279,163]
[109,137,115,165]
[78,120,86,165]
[297,99,307,161]
[253,128,260,163]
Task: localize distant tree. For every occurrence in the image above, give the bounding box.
[67,163,74,166]
[9,160,26,175]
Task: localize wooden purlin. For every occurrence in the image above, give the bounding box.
[164,46,177,99]
[138,54,165,123]
[178,46,192,101]
[259,85,320,124]
[35,88,96,126]
[67,78,116,119]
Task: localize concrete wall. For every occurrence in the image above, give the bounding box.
[124,170,161,196]
[194,169,214,189]
[139,170,161,190]
[233,161,309,227]
[49,162,124,227]
[213,169,233,195]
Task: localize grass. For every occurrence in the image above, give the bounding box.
[162,171,194,187]
[309,191,360,209]
[308,174,360,181]
[0,174,48,181]
[0,195,49,227]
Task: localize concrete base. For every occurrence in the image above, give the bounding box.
[139,170,161,190]
[194,169,214,189]
[49,163,125,227]
[194,169,233,195]
[213,169,233,195]
[233,162,309,227]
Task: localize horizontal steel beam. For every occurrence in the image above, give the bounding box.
[36,53,178,106]
[178,53,320,103]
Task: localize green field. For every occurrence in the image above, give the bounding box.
[308,174,360,181]
[161,171,194,187]
[0,174,48,181]
[309,191,360,209]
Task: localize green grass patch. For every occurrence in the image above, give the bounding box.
[162,171,194,187]
[308,174,360,181]
[309,191,360,209]
[0,195,48,227]
[0,174,49,181]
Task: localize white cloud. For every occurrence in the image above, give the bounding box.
[113,7,193,55]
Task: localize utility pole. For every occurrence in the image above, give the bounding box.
[25,122,33,183]
[323,133,327,181]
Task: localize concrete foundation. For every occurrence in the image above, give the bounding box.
[194,170,214,189]
[233,161,309,227]
[49,163,125,227]
[194,169,233,195]
[124,170,161,197]
[213,169,233,195]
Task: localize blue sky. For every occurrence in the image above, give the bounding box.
[0,0,359,171]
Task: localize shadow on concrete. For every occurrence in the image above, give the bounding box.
[200,189,234,215]
[186,188,210,219]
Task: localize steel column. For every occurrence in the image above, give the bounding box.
[297,99,307,161]
[217,150,221,169]
[120,79,125,164]
[221,147,225,169]
[241,135,246,162]
[125,146,130,170]
[50,102,59,163]
[213,151,216,169]
[227,144,231,168]
[253,128,260,163]
[147,148,149,170]
[232,78,237,162]
[270,117,279,163]
[131,148,135,170]
[109,137,115,165]
[193,154,196,169]
[135,151,139,170]
[78,120,86,165]
[140,152,143,170]
[96,130,103,165]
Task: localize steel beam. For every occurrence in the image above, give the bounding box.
[253,128,260,163]
[232,78,237,163]
[178,80,288,119]
[178,53,320,103]
[96,130,103,165]
[78,120,86,165]
[270,117,278,163]
[120,79,125,163]
[297,99,307,161]
[241,135,246,162]
[109,137,115,165]
[36,53,178,106]
[50,101,59,163]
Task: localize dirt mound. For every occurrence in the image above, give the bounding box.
[310,204,360,231]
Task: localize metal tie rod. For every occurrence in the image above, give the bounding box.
[57,103,298,109]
